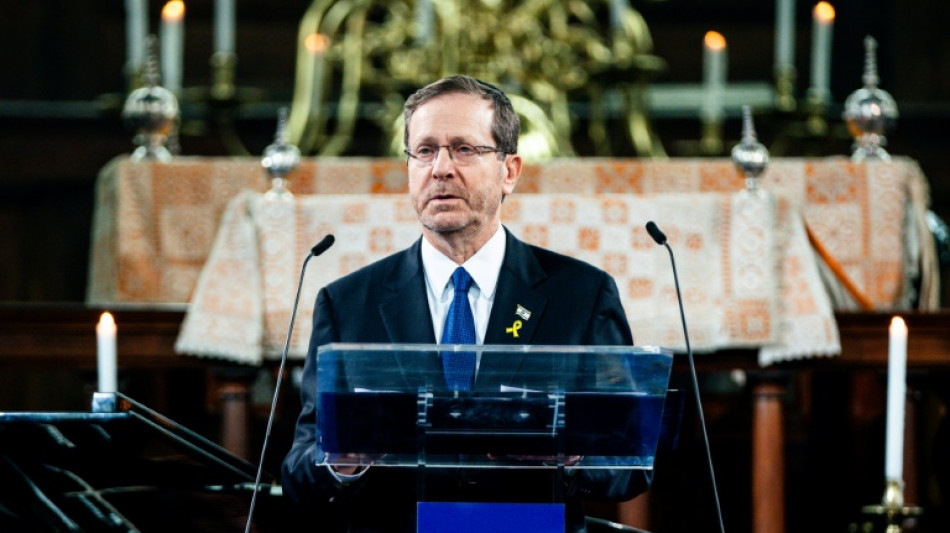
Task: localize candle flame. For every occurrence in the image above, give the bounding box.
[97,312,117,335]
[889,315,907,334]
[305,33,331,55]
[162,0,185,21]
[704,31,726,51]
[814,2,835,22]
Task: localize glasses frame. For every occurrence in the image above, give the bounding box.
[404,143,507,166]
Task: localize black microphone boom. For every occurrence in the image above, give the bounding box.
[646,221,726,533]
[244,234,335,533]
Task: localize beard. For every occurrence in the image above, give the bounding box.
[415,182,501,236]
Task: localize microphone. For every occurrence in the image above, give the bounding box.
[244,234,335,533]
[646,221,726,533]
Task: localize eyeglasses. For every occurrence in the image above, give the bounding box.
[404,143,506,166]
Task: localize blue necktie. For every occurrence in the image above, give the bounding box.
[440,267,476,391]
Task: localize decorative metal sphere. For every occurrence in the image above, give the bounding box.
[731,105,769,191]
[121,85,179,161]
[262,141,301,179]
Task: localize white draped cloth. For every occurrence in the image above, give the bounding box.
[175,190,839,366]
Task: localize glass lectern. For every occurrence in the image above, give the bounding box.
[315,343,675,471]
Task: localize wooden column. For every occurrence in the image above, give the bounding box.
[752,381,785,533]
[219,382,251,460]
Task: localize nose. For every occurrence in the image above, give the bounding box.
[430,146,456,178]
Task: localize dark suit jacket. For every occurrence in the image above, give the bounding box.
[281,229,651,532]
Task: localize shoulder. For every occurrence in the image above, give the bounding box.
[324,240,421,296]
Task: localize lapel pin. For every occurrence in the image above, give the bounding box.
[515,305,531,321]
[506,320,523,338]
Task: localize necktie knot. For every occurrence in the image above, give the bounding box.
[451,267,473,294]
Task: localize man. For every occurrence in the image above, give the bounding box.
[282,75,650,532]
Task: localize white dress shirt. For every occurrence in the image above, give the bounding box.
[421,226,506,344]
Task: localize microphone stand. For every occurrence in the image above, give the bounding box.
[243,234,335,533]
[647,221,726,533]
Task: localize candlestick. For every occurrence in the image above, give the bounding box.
[808,1,835,103]
[161,0,185,93]
[885,315,908,482]
[701,31,727,123]
[96,312,118,393]
[214,0,235,55]
[125,0,148,82]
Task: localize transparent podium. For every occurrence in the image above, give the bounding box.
[314,343,676,533]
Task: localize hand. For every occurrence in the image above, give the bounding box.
[327,453,385,475]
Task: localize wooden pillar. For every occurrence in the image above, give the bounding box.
[752,381,785,533]
[219,382,250,460]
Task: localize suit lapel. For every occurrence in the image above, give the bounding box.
[485,229,548,346]
[378,239,436,344]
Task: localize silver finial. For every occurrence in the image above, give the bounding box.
[842,35,899,161]
[731,105,770,192]
[122,35,179,162]
[262,107,301,200]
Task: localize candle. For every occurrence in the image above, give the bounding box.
[214,0,235,55]
[774,0,796,73]
[702,31,727,122]
[125,0,148,76]
[161,0,186,92]
[305,33,331,105]
[885,316,908,481]
[96,312,118,393]
[809,1,835,101]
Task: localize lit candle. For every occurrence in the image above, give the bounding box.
[702,31,727,123]
[96,312,118,393]
[305,33,331,105]
[809,1,835,101]
[214,0,235,55]
[774,0,796,73]
[885,316,908,482]
[161,0,186,92]
[125,0,148,76]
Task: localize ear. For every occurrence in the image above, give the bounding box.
[501,154,522,196]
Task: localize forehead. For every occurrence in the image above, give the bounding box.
[407,93,494,144]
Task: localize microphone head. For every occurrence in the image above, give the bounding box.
[645,221,667,245]
[311,234,335,256]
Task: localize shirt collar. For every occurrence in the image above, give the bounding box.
[421,226,507,299]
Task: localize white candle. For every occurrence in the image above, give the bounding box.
[125,0,148,75]
[161,0,186,92]
[96,312,118,393]
[702,31,727,122]
[214,0,235,55]
[885,316,908,481]
[774,0,796,73]
[809,1,835,101]
[305,33,330,105]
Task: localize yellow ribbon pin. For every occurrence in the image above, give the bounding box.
[506,320,523,338]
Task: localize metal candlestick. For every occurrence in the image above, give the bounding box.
[774,65,797,113]
[861,479,923,533]
[731,105,769,193]
[261,107,301,201]
[842,36,899,161]
[122,35,179,162]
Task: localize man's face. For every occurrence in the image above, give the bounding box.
[407,93,520,243]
